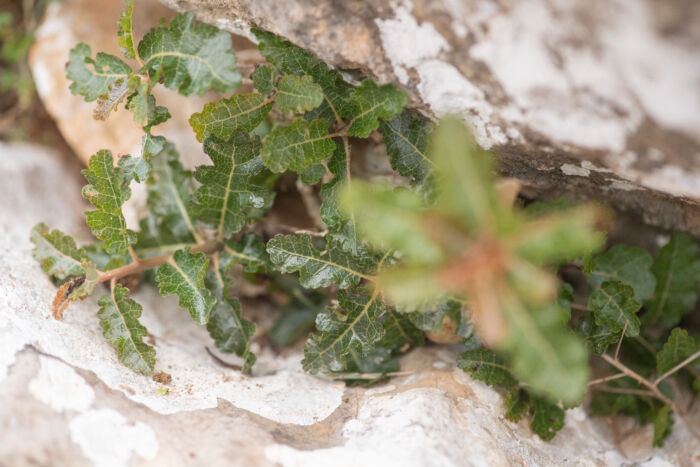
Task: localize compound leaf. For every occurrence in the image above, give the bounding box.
[275,75,323,113]
[156,247,215,324]
[261,118,336,173]
[379,108,434,182]
[589,281,641,336]
[193,132,274,239]
[302,290,386,374]
[67,43,131,102]
[341,79,406,138]
[137,13,240,95]
[82,150,136,255]
[189,93,272,142]
[31,223,87,280]
[644,233,700,328]
[97,284,155,374]
[266,234,375,289]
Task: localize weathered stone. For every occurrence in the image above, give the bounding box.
[2,141,699,466]
[158,0,700,236]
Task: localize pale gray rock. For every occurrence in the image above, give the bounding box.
[1,140,699,466]
[158,0,700,236]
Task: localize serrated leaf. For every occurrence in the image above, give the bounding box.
[252,28,314,76]
[341,79,406,138]
[67,43,131,101]
[266,234,374,289]
[577,314,618,355]
[505,388,530,422]
[589,281,641,336]
[304,63,352,126]
[31,223,87,280]
[222,233,269,273]
[82,150,136,255]
[134,215,196,258]
[652,405,673,447]
[644,232,700,327]
[84,241,127,271]
[117,0,137,59]
[205,261,256,372]
[125,77,171,129]
[146,142,198,238]
[300,164,325,184]
[118,154,150,184]
[137,13,240,95]
[378,309,424,349]
[156,247,215,324]
[193,132,274,239]
[97,284,155,374]
[458,348,518,387]
[379,108,434,182]
[320,144,360,254]
[530,398,564,441]
[261,118,336,173]
[302,290,386,374]
[189,93,272,142]
[407,299,473,339]
[275,75,323,113]
[656,328,699,375]
[335,347,399,386]
[587,245,656,302]
[93,77,130,121]
[252,65,276,94]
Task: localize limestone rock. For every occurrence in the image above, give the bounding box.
[158,0,700,236]
[2,140,699,466]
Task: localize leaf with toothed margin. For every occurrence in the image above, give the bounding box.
[155,247,215,324]
[458,348,518,388]
[275,75,323,113]
[302,290,386,374]
[93,77,130,121]
[266,234,375,289]
[261,118,336,173]
[530,397,565,441]
[586,244,656,302]
[82,150,136,256]
[192,132,274,239]
[379,108,434,182]
[304,63,352,126]
[251,65,276,94]
[137,13,240,96]
[125,77,171,129]
[30,223,88,280]
[189,93,272,142]
[221,233,269,274]
[377,309,424,349]
[117,0,137,59]
[205,263,256,373]
[341,79,406,138]
[134,215,196,259]
[252,28,314,76]
[146,141,198,239]
[67,43,131,102]
[656,328,699,376]
[118,154,150,184]
[589,281,641,337]
[97,284,155,374]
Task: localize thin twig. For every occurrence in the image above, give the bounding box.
[588,372,627,386]
[614,322,627,360]
[595,385,656,398]
[600,353,677,411]
[654,350,700,387]
[570,303,592,312]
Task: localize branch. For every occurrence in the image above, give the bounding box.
[654,349,700,387]
[600,353,677,411]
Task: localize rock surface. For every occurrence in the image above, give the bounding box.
[2,140,700,466]
[157,0,700,236]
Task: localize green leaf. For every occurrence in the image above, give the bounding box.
[97,284,155,374]
[146,141,198,238]
[334,347,399,386]
[205,263,256,372]
[644,232,700,327]
[379,108,434,182]
[524,198,578,217]
[193,132,274,239]
[67,43,131,102]
[407,299,472,339]
[261,118,336,173]
[222,233,269,273]
[155,248,215,324]
[576,314,619,355]
[268,288,325,346]
[266,234,375,289]
[117,0,137,60]
[125,77,171,129]
[118,154,150,184]
[252,28,314,76]
[589,281,641,336]
[190,93,272,143]
[82,150,136,255]
[93,77,130,121]
[137,13,240,95]
[653,405,673,447]
[275,75,323,113]
[304,63,352,126]
[31,223,87,280]
[378,309,425,349]
[587,245,656,302]
[505,389,530,422]
[302,290,386,374]
[134,215,196,259]
[341,79,406,138]
[458,348,518,387]
[320,143,360,253]
[251,65,276,94]
[530,398,565,441]
[656,328,699,375]
[300,164,325,185]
